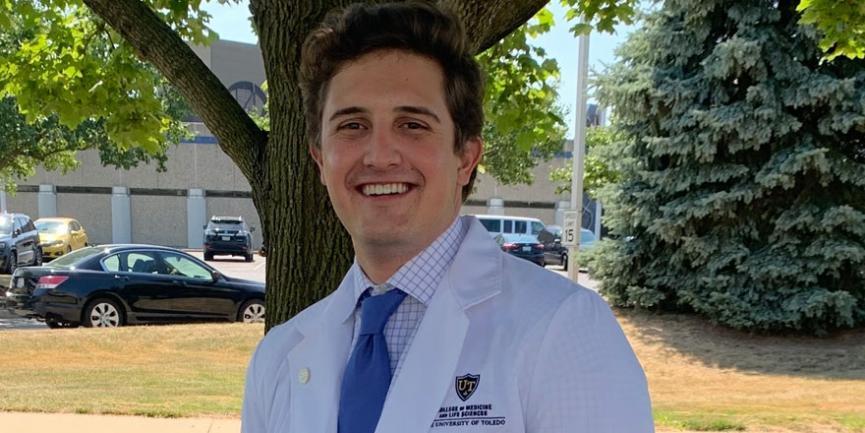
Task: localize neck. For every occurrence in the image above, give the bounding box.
[355,244,418,284]
[354,215,459,284]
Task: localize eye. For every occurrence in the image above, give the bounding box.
[338,121,365,130]
[400,120,428,130]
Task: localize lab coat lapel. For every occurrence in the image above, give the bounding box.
[375,217,503,433]
[290,268,358,433]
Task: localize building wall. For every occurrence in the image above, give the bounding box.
[131,195,187,247]
[57,193,112,245]
[4,192,39,219]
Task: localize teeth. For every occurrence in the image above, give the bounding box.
[362,183,409,196]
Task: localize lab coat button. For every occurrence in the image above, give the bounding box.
[298,368,310,384]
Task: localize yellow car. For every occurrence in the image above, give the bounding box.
[35,217,89,260]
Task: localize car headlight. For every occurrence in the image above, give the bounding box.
[0,241,5,249]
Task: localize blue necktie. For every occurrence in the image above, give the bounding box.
[338,288,407,433]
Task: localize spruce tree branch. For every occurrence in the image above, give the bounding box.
[81,0,266,182]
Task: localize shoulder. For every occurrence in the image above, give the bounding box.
[498,251,599,315]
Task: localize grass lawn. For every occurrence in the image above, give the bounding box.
[0,313,863,432]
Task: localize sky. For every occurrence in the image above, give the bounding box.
[201,1,637,139]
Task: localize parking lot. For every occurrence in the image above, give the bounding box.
[0,251,266,330]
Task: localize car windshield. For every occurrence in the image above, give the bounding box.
[0,216,11,235]
[47,247,103,268]
[36,221,67,234]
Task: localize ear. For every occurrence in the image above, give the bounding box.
[457,136,483,186]
[308,144,327,186]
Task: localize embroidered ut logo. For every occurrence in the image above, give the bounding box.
[455,374,480,401]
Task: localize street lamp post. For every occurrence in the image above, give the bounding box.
[567,29,590,283]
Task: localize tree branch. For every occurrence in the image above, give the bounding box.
[442,0,549,54]
[81,0,267,184]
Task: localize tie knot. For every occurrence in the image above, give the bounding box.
[359,288,407,335]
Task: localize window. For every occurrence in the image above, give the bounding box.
[103,255,120,272]
[514,221,527,234]
[479,219,501,233]
[36,221,66,234]
[70,221,82,231]
[160,253,212,280]
[531,221,545,235]
[503,220,513,233]
[127,252,160,274]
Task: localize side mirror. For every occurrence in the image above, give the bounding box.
[13,228,20,237]
[202,225,208,230]
[211,270,223,282]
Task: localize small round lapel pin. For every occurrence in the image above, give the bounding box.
[298,368,311,384]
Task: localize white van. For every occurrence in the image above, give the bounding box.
[474,214,546,238]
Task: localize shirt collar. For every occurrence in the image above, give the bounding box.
[353,216,467,306]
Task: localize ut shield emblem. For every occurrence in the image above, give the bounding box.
[455,374,480,401]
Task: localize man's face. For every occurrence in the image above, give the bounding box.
[311,50,481,253]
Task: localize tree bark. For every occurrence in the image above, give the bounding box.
[84,0,547,331]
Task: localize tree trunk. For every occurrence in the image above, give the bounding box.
[251,0,358,328]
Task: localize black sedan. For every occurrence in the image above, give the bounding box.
[4,245,266,329]
[495,233,545,266]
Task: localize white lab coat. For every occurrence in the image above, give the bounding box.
[242,216,654,433]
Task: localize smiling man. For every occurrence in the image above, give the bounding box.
[241,2,653,433]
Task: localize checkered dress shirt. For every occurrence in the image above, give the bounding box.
[350,216,468,379]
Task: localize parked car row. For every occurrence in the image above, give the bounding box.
[475,214,597,270]
[4,244,266,328]
[0,213,91,275]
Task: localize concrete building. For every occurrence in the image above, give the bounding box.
[0,40,598,248]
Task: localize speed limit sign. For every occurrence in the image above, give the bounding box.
[562,211,579,247]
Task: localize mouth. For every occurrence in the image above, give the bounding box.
[357,182,414,198]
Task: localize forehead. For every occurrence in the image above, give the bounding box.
[323,50,448,115]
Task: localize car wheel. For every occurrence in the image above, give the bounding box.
[245,253,254,263]
[5,251,16,275]
[66,245,72,255]
[562,253,568,271]
[204,252,213,261]
[238,299,265,323]
[34,247,43,266]
[83,298,124,328]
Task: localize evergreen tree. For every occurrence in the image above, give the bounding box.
[592,0,865,333]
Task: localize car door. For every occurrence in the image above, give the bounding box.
[157,251,237,319]
[110,250,185,321]
[12,216,34,265]
[70,221,87,250]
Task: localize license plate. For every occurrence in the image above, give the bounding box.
[221,236,231,241]
[522,246,532,252]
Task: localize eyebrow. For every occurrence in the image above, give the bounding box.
[327,105,441,123]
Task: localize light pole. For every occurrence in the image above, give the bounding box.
[567,29,590,283]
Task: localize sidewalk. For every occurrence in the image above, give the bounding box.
[0,412,240,433]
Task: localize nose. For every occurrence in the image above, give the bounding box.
[363,127,402,168]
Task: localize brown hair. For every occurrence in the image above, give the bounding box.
[300,1,484,201]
